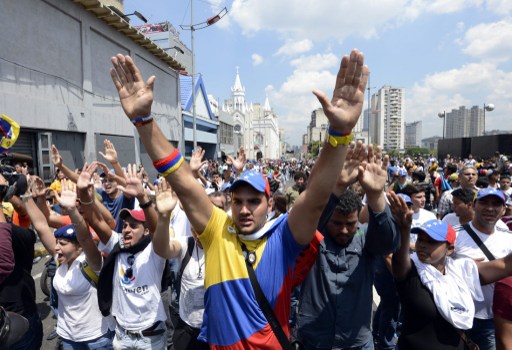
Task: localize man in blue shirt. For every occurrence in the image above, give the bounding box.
[296,142,400,349]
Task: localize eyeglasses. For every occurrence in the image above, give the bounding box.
[124,254,135,279]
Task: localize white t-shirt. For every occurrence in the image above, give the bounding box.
[175,237,205,329]
[100,233,167,331]
[453,223,512,319]
[170,204,192,238]
[442,213,462,228]
[53,254,115,341]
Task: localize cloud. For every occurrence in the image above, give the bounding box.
[407,62,512,138]
[486,0,512,15]
[460,20,512,62]
[229,0,484,43]
[275,39,313,56]
[264,54,341,145]
[251,53,264,66]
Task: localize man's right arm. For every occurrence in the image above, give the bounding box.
[110,54,212,233]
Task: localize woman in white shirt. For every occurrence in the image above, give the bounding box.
[25,179,115,349]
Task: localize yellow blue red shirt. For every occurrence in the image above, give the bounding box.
[198,207,304,349]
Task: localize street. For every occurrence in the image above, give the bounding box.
[32,250,59,350]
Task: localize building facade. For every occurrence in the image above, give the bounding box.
[369,86,405,150]
[219,68,281,160]
[445,105,484,139]
[405,121,422,147]
[0,0,185,181]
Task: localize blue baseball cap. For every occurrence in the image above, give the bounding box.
[54,224,77,241]
[398,169,407,177]
[411,219,456,245]
[475,187,506,204]
[397,193,413,206]
[230,170,271,197]
[221,182,231,192]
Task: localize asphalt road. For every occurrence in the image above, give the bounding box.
[32,252,60,350]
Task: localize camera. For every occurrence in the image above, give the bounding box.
[0,155,28,201]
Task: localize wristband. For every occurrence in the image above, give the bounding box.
[153,149,184,176]
[131,114,154,127]
[325,130,354,147]
[328,127,351,137]
[139,198,153,209]
[78,197,94,206]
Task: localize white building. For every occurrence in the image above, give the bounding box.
[445,105,483,139]
[370,86,405,150]
[405,121,422,147]
[220,68,280,160]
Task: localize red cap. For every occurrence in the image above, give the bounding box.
[119,209,146,222]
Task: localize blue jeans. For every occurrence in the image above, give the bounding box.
[113,326,167,350]
[61,330,114,349]
[8,312,43,350]
[468,317,495,350]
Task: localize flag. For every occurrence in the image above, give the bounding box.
[0,114,20,154]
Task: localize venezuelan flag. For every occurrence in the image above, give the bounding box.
[0,115,20,153]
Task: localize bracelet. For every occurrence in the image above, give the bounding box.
[325,130,354,148]
[131,114,154,127]
[328,127,351,137]
[153,149,184,176]
[139,198,153,209]
[78,197,94,206]
[20,193,32,202]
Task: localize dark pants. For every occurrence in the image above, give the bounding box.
[9,312,43,350]
[172,318,209,350]
[373,256,400,350]
[468,317,495,350]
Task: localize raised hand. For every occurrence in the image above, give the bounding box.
[387,191,413,229]
[117,164,143,198]
[189,147,207,173]
[98,139,119,165]
[313,49,368,134]
[76,163,97,192]
[335,141,366,191]
[227,146,246,174]
[55,180,77,209]
[155,179,177,217]
[96,162,116,182]
[51,144,62,167]
[358,144,389,195]
[110,54,155,119]
[28,176,48,198]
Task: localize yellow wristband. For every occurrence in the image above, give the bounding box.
[325,131,354,147]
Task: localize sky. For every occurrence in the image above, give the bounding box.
[125,0,512,147]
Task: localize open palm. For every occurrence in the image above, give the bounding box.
[358,144,389,194]
[155,180,177,215]
[313,49,368,133]
[56,181,77,209]
[110,54,155,119]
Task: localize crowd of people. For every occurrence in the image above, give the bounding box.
[1,49,512,350]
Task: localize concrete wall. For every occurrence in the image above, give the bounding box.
[0,0,181,178]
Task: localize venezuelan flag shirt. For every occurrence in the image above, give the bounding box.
[198,207,304,349]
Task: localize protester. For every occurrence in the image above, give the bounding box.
[389,192,512,350]
[108,48,368,348]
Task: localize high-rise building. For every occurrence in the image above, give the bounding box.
[445,105,483,138]
[369,86,405,150]
[405,121,422,147]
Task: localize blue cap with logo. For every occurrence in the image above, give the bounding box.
[230,170,271,197]
[54,224,77,240]
[475,187,506,204]
[398,169,407,177]
[411,219,456,245]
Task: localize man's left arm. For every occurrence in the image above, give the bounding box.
[288,49,369,245]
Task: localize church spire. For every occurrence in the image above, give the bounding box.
[263,95,271,112]
[232,66,244,93]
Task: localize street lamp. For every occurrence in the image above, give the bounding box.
[165,46,185,59]
[438,111,446,139]
[108,6,148,23]
[483,103,494,136]
[181,6,228,150]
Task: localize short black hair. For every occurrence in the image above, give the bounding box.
[445,163,458,175]
[412,171,426,182]
[401,184,425,197]
[334,189,363,215]
[294,172,306,181]
[452,188,476,204]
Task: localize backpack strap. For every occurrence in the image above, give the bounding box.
[179,237,195,277]
[80,260,99,288]
[462,224,496,261]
